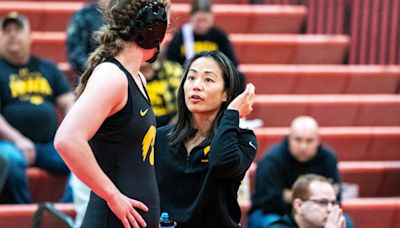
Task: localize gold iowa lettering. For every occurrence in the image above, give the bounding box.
[9,68,52,100]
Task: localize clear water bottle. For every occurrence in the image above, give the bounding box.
[160,212,175,228]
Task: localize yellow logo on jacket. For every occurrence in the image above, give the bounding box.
[201,145,211,163]
[142,125,156,166]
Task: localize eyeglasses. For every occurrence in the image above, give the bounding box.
[306,199,338,207]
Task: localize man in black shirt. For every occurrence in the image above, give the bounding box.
[166,0,239,66]
[269,174,346,228]
[248,116,341,228]
[0,12,74,203]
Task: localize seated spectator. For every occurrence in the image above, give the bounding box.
[167,0,239,66]
[140,59,183,127]
[0,155,9,194]
[0,12,74,203]
[269,174,346,228]
[248,116,344,227]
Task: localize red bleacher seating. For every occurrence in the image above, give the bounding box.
[239,198,400,228]
[231,34,350,64]
[0,2,84,31]
[0,168,68,203]
[254,126,400,161]
[0,2,306,33]
[1,0,399,227]
[0,203,75,228]
[60,63,400,95]
[248,95,400,127]
[28,31,350,64]
[341,198,400,228]
[172,4,307,34]
[340,161,400,197]
[248,161,400,198]
[27,168,68,203]
[347,0,400,65]
[240,64,400,94]
[264,0,400,65]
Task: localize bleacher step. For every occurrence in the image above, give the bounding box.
[0,2,306,33]
[249,94,400,126]
[27,31,350,64]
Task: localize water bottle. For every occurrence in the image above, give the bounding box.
[160,212,175,228]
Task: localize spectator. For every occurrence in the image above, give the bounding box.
[0,12,74,203]
[166,0,239,67]
[248,116,341,227]
[140,59,183,127]
[269,174,346,228]
[66,0,108,76]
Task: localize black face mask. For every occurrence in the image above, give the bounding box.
[145,43,160,63]
[120,2,168,63]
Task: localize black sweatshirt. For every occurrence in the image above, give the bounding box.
[155,110,257,228]
[250,137,340,216]
[269,214,299,228]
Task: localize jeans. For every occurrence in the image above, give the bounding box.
[0,154,9,193]
[0,141,70,203]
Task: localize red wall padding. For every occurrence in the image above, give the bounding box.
[261,0,400,64]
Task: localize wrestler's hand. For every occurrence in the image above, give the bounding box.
[228,83,255,118]
[107,192,149,228]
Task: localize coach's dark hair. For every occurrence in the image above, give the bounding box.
[168,51,242,146]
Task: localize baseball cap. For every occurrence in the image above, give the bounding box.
[1,11,29,30]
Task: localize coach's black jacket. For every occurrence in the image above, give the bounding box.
[155,110,257,228]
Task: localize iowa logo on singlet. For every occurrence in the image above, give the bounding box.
[142,126,156,166]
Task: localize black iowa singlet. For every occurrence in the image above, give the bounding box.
[81,59,159,228]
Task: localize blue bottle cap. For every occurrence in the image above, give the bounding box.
[161,212,169,220]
